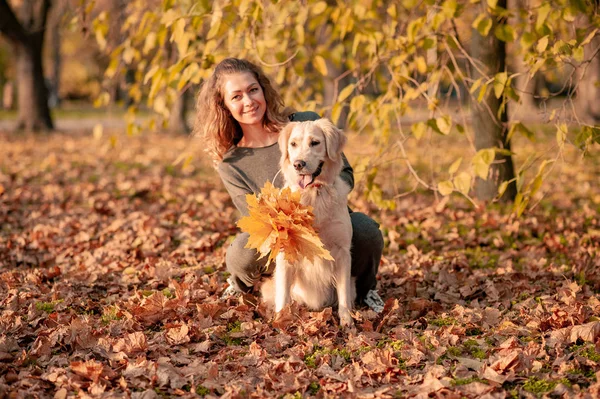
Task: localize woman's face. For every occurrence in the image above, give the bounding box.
[221,72,267,129]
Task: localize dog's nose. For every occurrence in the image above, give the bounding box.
[293,160,306,171]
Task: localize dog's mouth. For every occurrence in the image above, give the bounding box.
[298,161,324,189]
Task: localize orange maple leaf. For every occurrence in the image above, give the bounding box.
[237,182,333,265]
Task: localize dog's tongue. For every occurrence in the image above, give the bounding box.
[298,174,313,189]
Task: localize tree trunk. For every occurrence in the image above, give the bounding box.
[322,57,351,130]
[470,0,517,202]
[168,88,190,134]
[49,0,62,108]
[575,32,600,123]
[511,58,540,122]
[0,0,53,131]
[510,0,538,121]
[162,25,190,134]
[15,35,53,130]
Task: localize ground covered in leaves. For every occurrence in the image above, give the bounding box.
[1,130,599,399]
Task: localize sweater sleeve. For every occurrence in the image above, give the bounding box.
[340,154,354,191]
[217,163,252,216]
[290,111,354,191]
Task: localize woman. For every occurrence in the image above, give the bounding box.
[194,57,385,312]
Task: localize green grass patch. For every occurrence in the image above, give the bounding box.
[579,345,600,362]
[227,320,242,333]
[469,348,487,360]
[196,385,210,397]
[446,346,462,357]
[304,346,353,368]
[222,320,243,346]
[466,327,483,336]
[522,377,557,396]
[429,317,457,327]
[35,299,63,313]
[567,366,597,379]
[222,336,243,346]
[377,338,404,351]
[576,271,588,287]
[113,161,146,172]
[463,339,487,360]
[101,306,122,324]
[304,352,318,368]
[464,247,500,269]
[88,174,100,184]
[308,381,320,395]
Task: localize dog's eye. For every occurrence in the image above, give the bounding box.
[310,140,320,147]
[290,142,297,147]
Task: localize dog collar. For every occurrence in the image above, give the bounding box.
[307,161,325,188]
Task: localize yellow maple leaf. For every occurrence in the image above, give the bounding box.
[237,182,333,265]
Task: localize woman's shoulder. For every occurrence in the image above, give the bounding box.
[220,142,280,167]
[289,111,321,122]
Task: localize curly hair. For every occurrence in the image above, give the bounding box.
[193,58,289,161]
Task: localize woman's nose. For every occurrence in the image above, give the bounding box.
[242,94,254,106]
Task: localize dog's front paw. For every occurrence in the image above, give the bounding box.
[339,311,354,328]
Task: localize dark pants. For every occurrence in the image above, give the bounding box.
[225,212,384,304]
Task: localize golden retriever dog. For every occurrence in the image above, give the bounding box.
[261,118,355,327]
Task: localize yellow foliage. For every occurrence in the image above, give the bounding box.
[237,182,333,266]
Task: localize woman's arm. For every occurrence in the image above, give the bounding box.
[217,163,252,216]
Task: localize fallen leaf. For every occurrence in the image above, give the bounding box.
[113,331,148,354]
[481,365,507,384]
[570,321,600,343]
[70,359,105,383]
[456,357,484,371]
[483,307,502,326]
[165,324,190,345]
[490,351,520,373]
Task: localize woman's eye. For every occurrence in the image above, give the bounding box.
[310,141,320,147]
[250,87,258,93]
[232,95,241,101]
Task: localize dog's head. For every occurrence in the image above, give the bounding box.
[279,118,347,189]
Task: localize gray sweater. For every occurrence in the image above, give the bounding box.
[217,111,354,216]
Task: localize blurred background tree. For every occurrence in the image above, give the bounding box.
[84,0,598,211]
[0,0,598,212]
[0,0,54,130]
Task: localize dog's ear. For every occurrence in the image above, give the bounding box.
[314,118,346,161]
[278,122,296,162]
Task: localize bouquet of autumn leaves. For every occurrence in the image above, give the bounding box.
[237,182,333,265]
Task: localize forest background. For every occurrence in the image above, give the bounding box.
[0,0,599,398]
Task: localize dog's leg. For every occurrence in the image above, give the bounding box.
[274,252,294,314]
[335,250,354,327]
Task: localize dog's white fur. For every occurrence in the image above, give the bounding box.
[261,118,355,327]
